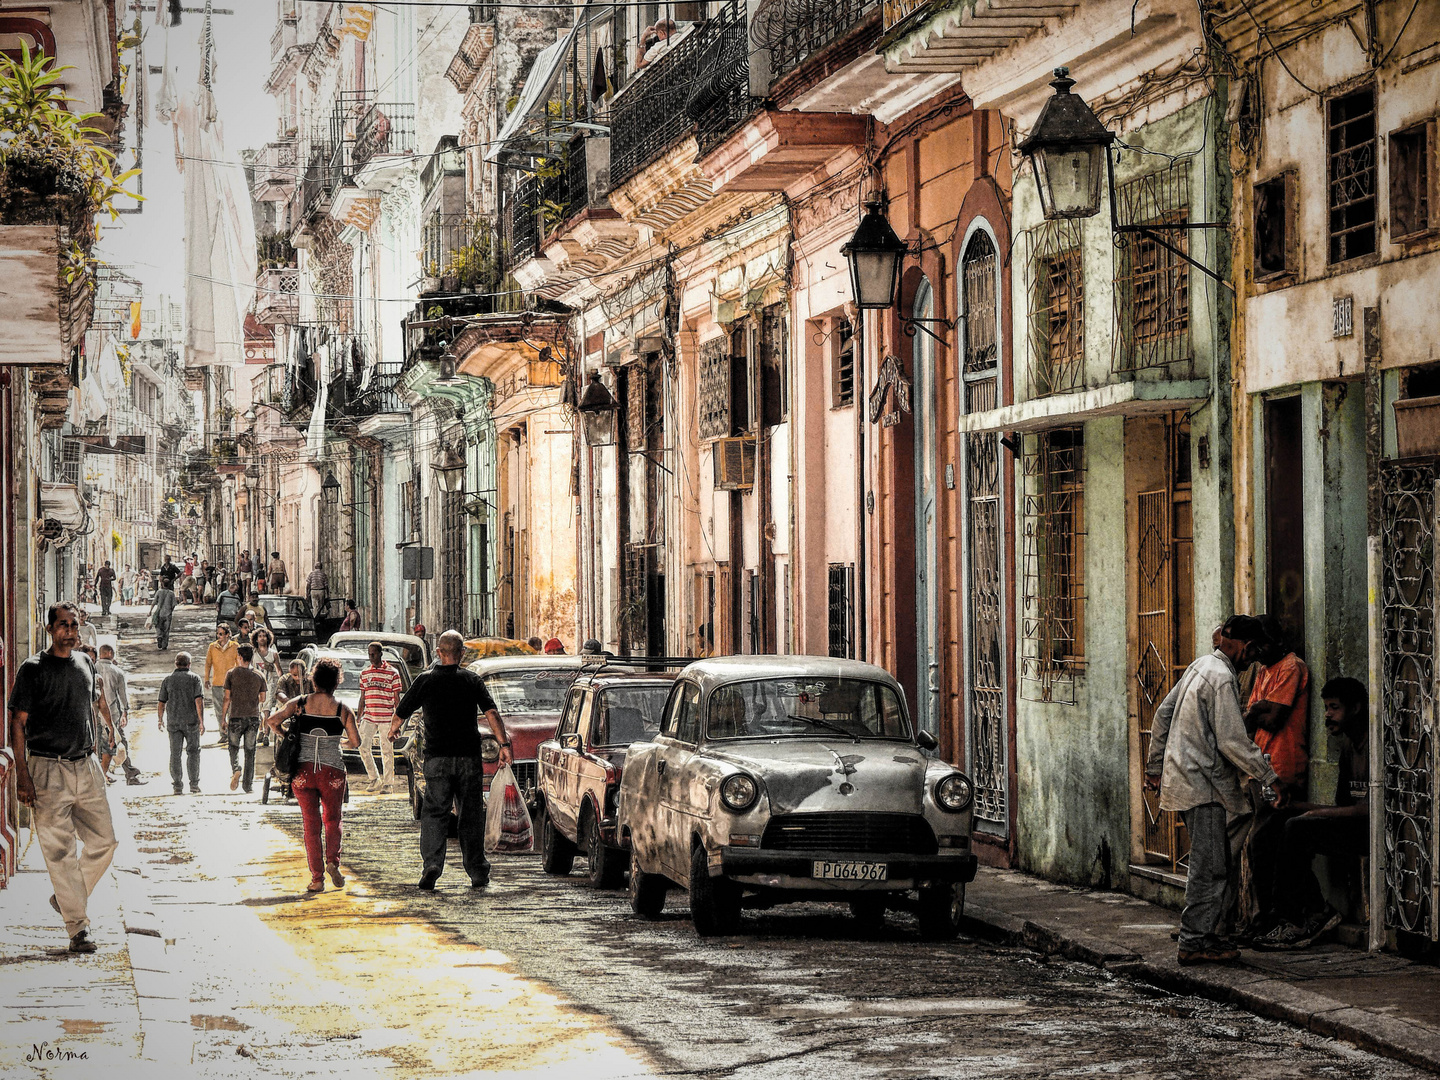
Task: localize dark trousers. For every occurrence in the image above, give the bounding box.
[1255,809,1369,924]
[99,585,113,615]
[168,725,201,790]
[155,614,172,651]
[227,717,261,790]
[1179,803,1251,951]
[116,724,140,781]
[420,756,489,883]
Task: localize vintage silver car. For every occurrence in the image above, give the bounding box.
[617,657,978,938]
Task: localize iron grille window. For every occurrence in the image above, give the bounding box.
[833,319,855,408]
[760,302,787,426]
[827,563,855,659]
[442,490,466,632]
[963,230,998,374]
[698,337,730,439]
[1027,220,1084,398]
[1114,163,1191,371]
[1021,428,1085,703]
[1328,85,1377,264]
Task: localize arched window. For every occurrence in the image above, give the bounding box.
[962,230,998,381]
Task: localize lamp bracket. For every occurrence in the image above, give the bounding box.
[901,315,955,347]
[1106,150,1233,292]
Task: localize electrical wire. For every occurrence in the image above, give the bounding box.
[1376,0,1422,68]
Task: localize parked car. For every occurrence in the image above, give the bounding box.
[618,656,978,939]
[292,647,416,773]
[327,631,430,674]
[403,655,585,821]
[536,661,681,888]
[258,594,317,656]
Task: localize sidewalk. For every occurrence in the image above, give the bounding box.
[965,867,1440,1074]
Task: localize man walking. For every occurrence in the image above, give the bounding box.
[158,652,206,794]
[203,624,239,746]
[357,642,402,794]
[96,560,116,616]
[266,551,288,594]
[391,630,512,889]
[97,645,144,786]
[306,563,329,620]
[1145,615,1283,966]
[148,577,178,651]
[223,644,268,794]
[8,602,119,953]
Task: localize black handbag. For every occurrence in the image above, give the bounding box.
[272,704,303,779]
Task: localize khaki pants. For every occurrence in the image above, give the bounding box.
[29,755,118,937]
[357,720,395,787]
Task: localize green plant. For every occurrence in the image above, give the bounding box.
[0,44,142,226]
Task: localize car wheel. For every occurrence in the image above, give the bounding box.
[408,768,421,821]
[629,860,667,919]
[917,882,966,941]
[849,896,887,924]
[538,802,576,876]
[689,843,741,937]
[585,809,628,890]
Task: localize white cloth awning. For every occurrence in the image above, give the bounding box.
[484,27,578,163]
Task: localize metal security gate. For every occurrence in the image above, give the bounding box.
[441,490,466,634]
[1380,462,1439,941]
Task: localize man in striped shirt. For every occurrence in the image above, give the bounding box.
[357,642,402,794]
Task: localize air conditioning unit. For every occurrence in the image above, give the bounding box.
[713,437,756,491]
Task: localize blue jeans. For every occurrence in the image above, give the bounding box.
[168,725,201,790]
[227,717,261,790]
[420,756,489,883]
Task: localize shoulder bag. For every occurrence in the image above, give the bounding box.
[272,697,306,779]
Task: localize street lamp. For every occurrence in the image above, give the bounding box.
[1016,67,1114,221]
[432,444,466,493]
[436,338,458,383]
[322,470,341,503]
[576,371,619,447]
[842,197,910,310]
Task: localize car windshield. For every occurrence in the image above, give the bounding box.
[484,669,578,715]
[592,684,670,746]
[705,677,910,741]
[329,657,405,701]
[262,596,311,618]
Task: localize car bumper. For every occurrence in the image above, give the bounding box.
[719,848,977,889]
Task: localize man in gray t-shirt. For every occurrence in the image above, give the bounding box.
[157,653,206,794]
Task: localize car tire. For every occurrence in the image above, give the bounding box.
[408,767,421,821]
[538,802,576,876]
[629,860,667,919]
[689,844,741,937]
[917,882,966,941]
[585,809,628,890]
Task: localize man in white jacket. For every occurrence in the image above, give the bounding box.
[1145,614,1284,966]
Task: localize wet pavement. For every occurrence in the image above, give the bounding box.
[2,603,1432,1078]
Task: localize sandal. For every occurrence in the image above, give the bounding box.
[327,863,345,887]
[306,878,324,893]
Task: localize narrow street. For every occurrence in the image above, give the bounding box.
[9,604,1424,1079]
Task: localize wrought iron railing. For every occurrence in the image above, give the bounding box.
[352,102,417,166]
[883,0,930,30]
[761,0,882,83]
[301,135,335,219]
[354,362,407,416]
[509,175,541,266]
[691,1,763,160]
[610,19,711,186]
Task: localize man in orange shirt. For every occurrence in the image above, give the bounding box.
[1245,616,1309,792]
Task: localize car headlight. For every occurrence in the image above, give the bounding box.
[935,774,973,812]
[719,773,759,812]
[481,737,500,764]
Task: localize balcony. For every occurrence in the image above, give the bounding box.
[352,102,417,169]
[251,138,298,202]
[0,214,95,366]
[255,267,300,326]
[884,0,930,30]
[300,136,337,222]
[446,18,496,94]
[508,175,542,269]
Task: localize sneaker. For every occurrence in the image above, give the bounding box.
[126,776,148,786]
[68,930,97,954]
[173,786,184,795]
[189,786,201,794]
[418,868,440,891]
[105,773,117,785]
[1178,945,1240,966]
[1253,921,1308,951]
[230,768,242,791]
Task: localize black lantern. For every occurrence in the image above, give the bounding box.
[186,506,199,521]
[1017,67,1115,220]
[432,444,466,493]
[321,470,341,503]
[436,338,458,383]
[842,197,910,310]
[576,371,618,447]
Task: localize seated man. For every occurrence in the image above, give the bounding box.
[1251,676,1370,950]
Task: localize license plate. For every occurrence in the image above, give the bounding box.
[813,860,887,881]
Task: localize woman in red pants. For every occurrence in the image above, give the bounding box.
[263,659,360,891]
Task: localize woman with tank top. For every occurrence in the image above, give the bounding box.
[263,658,360,891]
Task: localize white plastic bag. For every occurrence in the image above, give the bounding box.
[484,764,534,854]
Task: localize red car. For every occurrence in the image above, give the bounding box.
[403,655,585,820]
[536,664,679,888]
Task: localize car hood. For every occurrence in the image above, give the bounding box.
[502,714,563,760]
[703,739,931,816]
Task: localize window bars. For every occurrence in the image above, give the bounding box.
[962,230,998,375]
[1328,86,1378,264]
[1113,161,1191,372]
[1026,220,1085,398]
[698,337,731,440]
[1021,428,1086,704]
[827,563,856,659]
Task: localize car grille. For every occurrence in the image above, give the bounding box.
[511,760,538,793]
[761,813,938,856]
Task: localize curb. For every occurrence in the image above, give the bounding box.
[960,907,1440,1075]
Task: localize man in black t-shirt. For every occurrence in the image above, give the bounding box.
[392,629,512,890]
[8,602,118,954]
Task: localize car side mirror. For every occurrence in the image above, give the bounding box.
[560,732,582,751]
[915,730,938,751]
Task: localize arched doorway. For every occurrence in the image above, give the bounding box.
[912,278,940,737]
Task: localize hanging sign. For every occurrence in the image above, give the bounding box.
[868,353,912,428]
